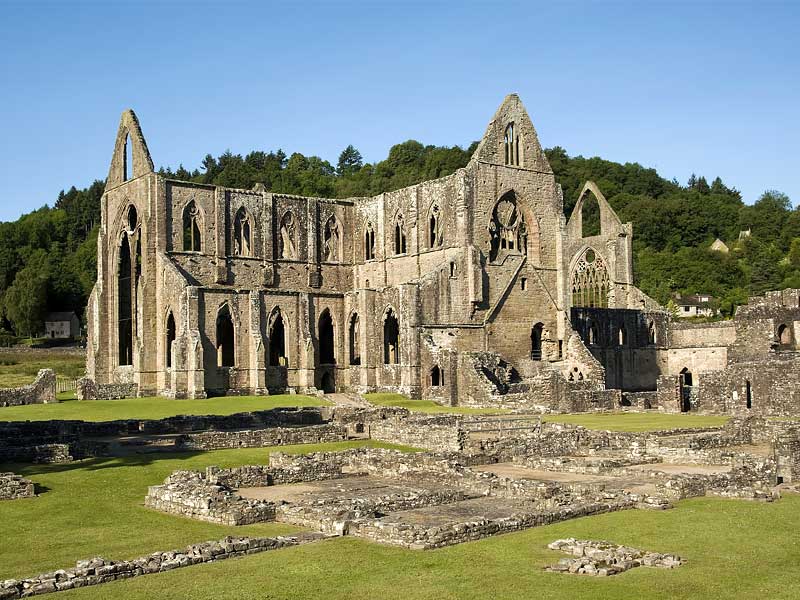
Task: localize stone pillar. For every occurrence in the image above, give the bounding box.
[185,286,207,399]
[307,199,321,288]
[214,188,227,284]
[248,291,267,394]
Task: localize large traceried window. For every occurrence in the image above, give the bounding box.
[233,207,252,256]
[488,191,527,262]
[182,201,202,252]
[571,248,610,308]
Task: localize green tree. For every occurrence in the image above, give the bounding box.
[3,251,49,337]
[337,145,363,176]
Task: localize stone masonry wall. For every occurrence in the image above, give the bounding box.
[0,369,56,407]
[0,472,35,500]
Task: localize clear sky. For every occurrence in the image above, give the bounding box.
[0,0,798,222]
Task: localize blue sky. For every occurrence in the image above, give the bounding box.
[0,0,798,222]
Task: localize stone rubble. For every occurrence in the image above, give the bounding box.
[545,538,683,576]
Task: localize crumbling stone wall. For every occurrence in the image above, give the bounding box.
[0,369,56,407]
[0,472,35,500]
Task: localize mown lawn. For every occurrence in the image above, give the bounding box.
[364,393,510,415]
[0,440,417,580]
[0,350,85,388]
[543,412,730,432]
[50,493,800,600]
[0,394,330,422]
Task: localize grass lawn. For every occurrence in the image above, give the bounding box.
[364,393,510,415]
[0,350,85,388]
[0,440,417,580]
[0,394,331,422]
[543,412,729,432]
[49,493,800,600]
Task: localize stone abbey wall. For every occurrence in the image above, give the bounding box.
[84,94,663,409]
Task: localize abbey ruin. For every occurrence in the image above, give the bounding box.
[82,94,800,417]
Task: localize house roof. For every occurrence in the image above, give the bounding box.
[45,312,78,322]
[675,294,715,307]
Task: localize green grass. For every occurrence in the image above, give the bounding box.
[0,394,331,422]
[0,440,416,580]
[0,350,85,388]
[543,412,730,432]
[364,393,510,415]
[50,493,800,600]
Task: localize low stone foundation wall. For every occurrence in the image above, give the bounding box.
[0,472,35,500]
[0,533,326,598]
[76,378,138,400]
[175,424,348,451]
[0,369,56,407]
[369,413,466,452]
[0,443,72,464]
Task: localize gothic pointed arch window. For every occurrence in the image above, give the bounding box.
[124,133,133,181]
[504,123,522,166]
[489,191,527,262]
[182,201,202,252]
[318,309,335,364]
[127,204,138,231]
[268,308,287,366]
[118,233,133,366]
[216,305,235,367]
[233,207,252,256]
[394,214,407,255]
[428,204,443,248]
[364,221,376,260]
[383,308,400,364]
[165,311,176,369]
[278,211,297,259]
[349,313,361,365]
[571,248,610,308]
[323,215,341,262]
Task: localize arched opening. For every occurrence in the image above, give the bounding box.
[320,371,335,394]
[746,380,752,409]
[777,323,791,346]
[431,365,443,387]
[680,367,693,412]
[618,327,627,347]
[581,190,601,237]
[531,322,544,360]
[319,309,335,364]
[348,313,360,365]
[278,212,296,259]
[323,216,341,262]
[127,205,138,231]
[364,222,376,260]
[268,310,287,366]
[489,191,527,262]
[394,214,407,255]
[124,133,133,181]
[429,204,442,248]
[117,234,133,366]
[182,201,202,252]
[648,321,657,345]
[504,123,521,166]
[165,311,176,369]
[216,306,235,367]
[383,309,400,364]
[233,207,252,256]
[571,248,610,308]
